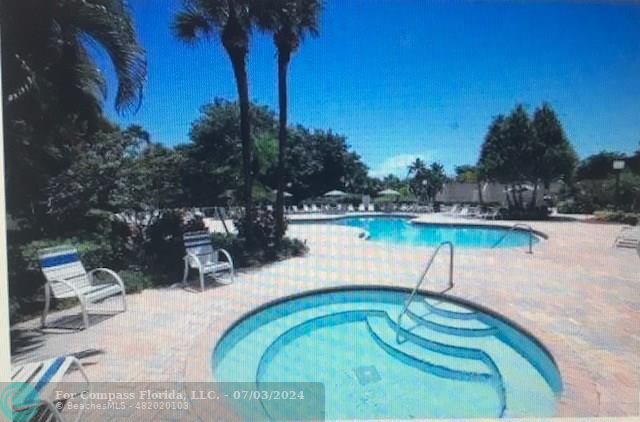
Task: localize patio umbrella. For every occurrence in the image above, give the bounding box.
[378,189,401,196]
[324,190,347,197]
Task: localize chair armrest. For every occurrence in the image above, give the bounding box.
[217,249,234,269]
[88,268,125,292]
[184,251,204,270]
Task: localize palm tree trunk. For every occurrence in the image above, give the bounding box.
[275,49,291,240]
[228,49,254,241]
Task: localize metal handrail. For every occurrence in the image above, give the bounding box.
[396,241,454,343]
[491,223,534,254]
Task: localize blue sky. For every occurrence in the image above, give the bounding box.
[103,0,640,177]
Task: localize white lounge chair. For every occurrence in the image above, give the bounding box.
[445,204,460,215]
[347,204,355,212]
[358,204,365,212]
[614,225,640,249]
[183,231,234,291]
[311,204,319,213]
[302,204,311,213]
[11,356,91,422]
[367,204,375,212]
[39,246,127,330]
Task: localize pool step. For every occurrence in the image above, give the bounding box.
[366,315,493,383]
[406,302,497,337]
[423,297,478,320]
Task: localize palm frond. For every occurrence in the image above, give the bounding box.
[65,0,147,114]
[172,5,214,41]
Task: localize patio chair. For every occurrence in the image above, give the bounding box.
[358,204,365,212]
[311,204,319,213]
[347,204,355,212]
[614,225,640,249]
[11,356,91,422]
[38,246,127,330]
[291,205,300,214]
[367,204,375,212]
[183,230,234,291]
[302,204,311,213]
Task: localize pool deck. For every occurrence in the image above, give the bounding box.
[10,213,640,418]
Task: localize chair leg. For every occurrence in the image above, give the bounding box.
[182,259,189,285]
[41,284,51,328]
[120,289,127,312]
[79,297,89,330]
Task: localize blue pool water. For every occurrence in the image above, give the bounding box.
[213,288,562,420]
[330,217,539,248]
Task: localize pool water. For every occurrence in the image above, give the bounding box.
[213,289,562,420]
[332,217,538,248]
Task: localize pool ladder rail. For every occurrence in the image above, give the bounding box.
[491,223,534,254]
[396,241,454,344]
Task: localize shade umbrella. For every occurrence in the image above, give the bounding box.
[324,190,347,197]
[378,189,401,196]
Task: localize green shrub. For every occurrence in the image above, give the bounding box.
[115,270,157,293]
[500,206,550,220]
[142,210,206,278]
[556,199,596,214]
[211,232,307,268]
[233,206,286,252]
[593,211,639,225]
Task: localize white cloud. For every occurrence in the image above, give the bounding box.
[369,153,432,178]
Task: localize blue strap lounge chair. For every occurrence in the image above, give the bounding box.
[182,231,234,291]
[39,246,126,330]
[11,356,91,422]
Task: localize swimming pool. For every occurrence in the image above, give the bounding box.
[212,288,562,420]
[331,216,539,248]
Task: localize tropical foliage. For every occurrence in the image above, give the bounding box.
[478,103,577,209]
[1,0,147,227]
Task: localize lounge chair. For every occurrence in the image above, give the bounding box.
[358,204,365,212]
[445,204,460,215]
[291,205,300,214]
[11,356,91,422]
[302,204,311,213]
[311,204,319,213]
[367,204,375,212]
[614,225,640,249]
[347,204,355,212]
[457,206,470,217]
[183,231,234,291]
[39,246,127,330]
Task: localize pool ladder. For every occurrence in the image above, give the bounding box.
[396,241,454,343]
[491,223,534,254]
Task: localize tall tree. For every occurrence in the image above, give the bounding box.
[407,158,427,178]
[529,103,577,207]
[254,0,322,238]
[173,0,257,240]
[479,103,576,209]
[1,0,147,221]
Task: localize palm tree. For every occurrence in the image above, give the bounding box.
[407,157,426,178]
[254,0,322,238]
[1,0,147,117]
[173,0,256,239]
[1,0,147,221]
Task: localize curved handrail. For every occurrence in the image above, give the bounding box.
[491,223,534,254]
[396,241,454,343]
